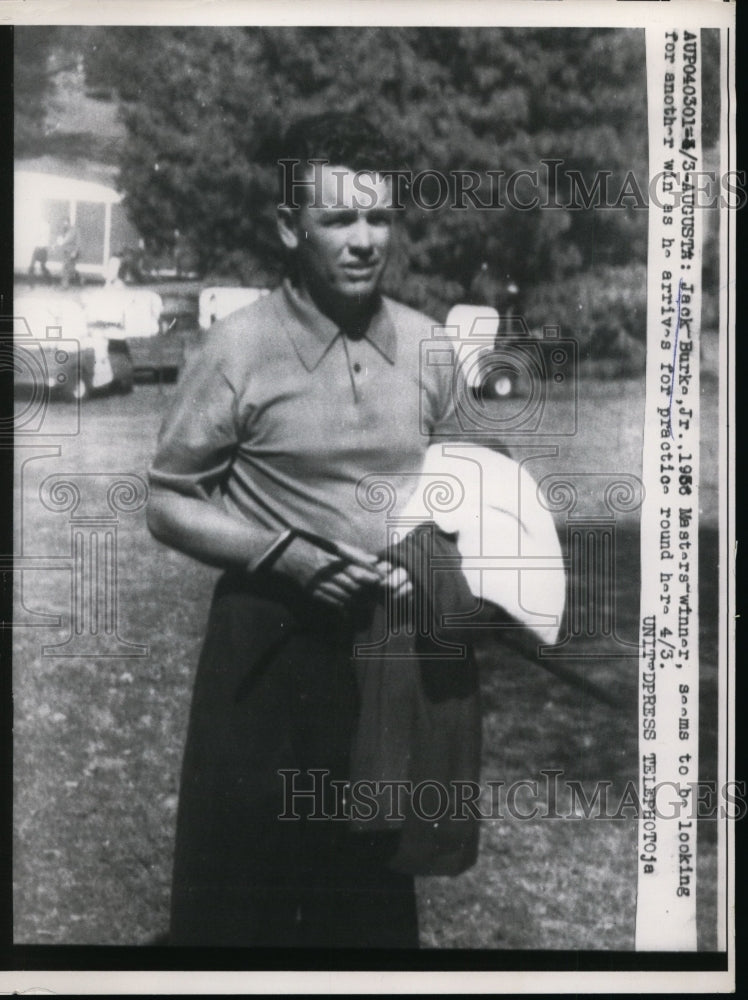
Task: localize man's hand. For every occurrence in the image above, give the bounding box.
[335,540,413,604]
[371,561,413,603]
[271,536,411,611]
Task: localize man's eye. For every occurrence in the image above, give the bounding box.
[321,213,357,227]
[367,213,393,227]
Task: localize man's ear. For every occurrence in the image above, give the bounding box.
[277,206,300,252]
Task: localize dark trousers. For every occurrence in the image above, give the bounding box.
[169,573,419,948]
[28,246,49,279]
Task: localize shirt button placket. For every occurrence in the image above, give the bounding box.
[350,358,365,403]
[341,337,365,403]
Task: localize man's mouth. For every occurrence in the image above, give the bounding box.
[343,262,377,276]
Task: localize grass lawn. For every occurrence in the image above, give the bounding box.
[12,371,721,949]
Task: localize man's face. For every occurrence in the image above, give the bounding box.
[279,164,394,308]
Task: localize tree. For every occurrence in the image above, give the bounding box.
[15,25,121,161]
[14,26,57,154]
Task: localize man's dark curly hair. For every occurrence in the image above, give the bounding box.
[277,112,397,206]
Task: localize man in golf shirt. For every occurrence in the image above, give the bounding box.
[147,113,472,948]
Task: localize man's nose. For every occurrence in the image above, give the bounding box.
[349,218,375,254]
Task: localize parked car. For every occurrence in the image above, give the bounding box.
[81,283,197,381]
[14,293,133,402]
[142,284,200,379]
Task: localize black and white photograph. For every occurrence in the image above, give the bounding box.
[5,0,737,992]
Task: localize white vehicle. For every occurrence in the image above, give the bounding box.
[198,286,269,330]
[81,285,163,338]
[445,304,505,394]
[14,292,133,400]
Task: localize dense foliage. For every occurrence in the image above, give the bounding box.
[14,26,57,153]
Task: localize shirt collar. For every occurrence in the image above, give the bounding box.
[275,277,396,371]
